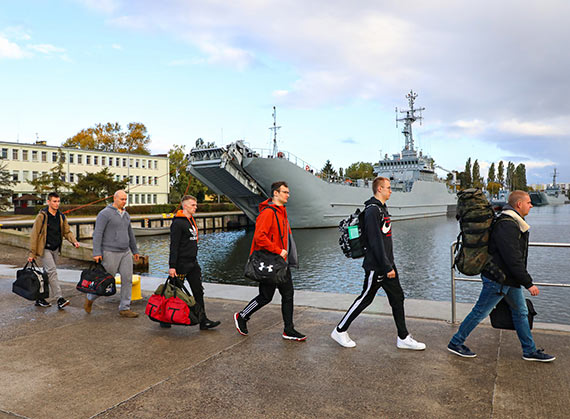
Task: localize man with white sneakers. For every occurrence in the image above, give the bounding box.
[331,177,425,351]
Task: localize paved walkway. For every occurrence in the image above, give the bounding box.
[1,268,569,418]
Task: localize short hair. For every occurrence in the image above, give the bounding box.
[372,176,389,193]
[271,181,288,197]
[181,195,197,203]
[114,190,127,199]
[508,190,529,207]
[47,192,60,200]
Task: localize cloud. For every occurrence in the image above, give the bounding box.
[341,138,357,144]
[0,35,26,59]
[2,26,32,41]
[498,119,567,137]
[28,44,66,54]
[111,43,122,50]
[76,0,120,14]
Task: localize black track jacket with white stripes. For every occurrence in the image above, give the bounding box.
[362,197,394,275]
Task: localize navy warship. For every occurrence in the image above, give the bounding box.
[188,91,456,228]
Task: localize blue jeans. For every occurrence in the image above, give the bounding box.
[450,276,536,355]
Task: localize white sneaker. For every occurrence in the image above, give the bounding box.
[397,334,426,351]
[331,328,356,348]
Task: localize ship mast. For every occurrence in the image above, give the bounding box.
[396,90,424,153]
[269,106,282,157]
[552,168,558,186]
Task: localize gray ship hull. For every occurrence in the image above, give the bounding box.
[242,156,456,228]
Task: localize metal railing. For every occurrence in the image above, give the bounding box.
[450,241,570,323]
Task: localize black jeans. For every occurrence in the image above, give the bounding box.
[240,268,294,330]
[176,264,206,318]
[337,267,408,339]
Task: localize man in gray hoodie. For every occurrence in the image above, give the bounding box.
[85,190,140,317]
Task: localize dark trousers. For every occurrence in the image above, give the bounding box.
[178,264,206,318]
[336,268,409,339]
[239,268,294,330]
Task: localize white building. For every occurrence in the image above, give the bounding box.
[0,140,170,207]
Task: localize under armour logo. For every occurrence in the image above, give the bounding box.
[258,262,274,272]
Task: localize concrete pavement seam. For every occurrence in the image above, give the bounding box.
[0,407,31,418]
[89,308,309,418]
[490,330,504,419]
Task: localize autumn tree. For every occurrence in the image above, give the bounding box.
[497,161,505,187]
[0,160,15,210]
[168,144,209,203]
[487,162,496,184]
[67,168,128,204]
[345,162,374,179]
[63,122,151,155]
[472,159,483,189]
[457,158,472,190]
[30,148,70,196]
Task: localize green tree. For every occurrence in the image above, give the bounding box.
[472,159,483,188]
[513,163,528,190]
[63,122,151,155]
[339,167,344,178]
[30,148,70,196]
[67,168,128,204]
[345,162,374,179]
[321,160,338,178]
[497,161,505,187]
[0,160,15,210]
[168,144,209,203]
[487,162,496,184]
[506,161,516,190]
[458,158,472,189]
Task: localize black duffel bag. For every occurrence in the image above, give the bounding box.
[244,249,288,285]
[76,262,116,296]
[13,260,49,301]
[490,298,537,330]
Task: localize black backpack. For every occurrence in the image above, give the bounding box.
[339,204,378,259]
[12,260,50,301]
[453,188,495,276]
[76,262,117,296]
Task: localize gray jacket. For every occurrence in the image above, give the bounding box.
[92,205,138,257]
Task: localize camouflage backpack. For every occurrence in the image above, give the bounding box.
[453,188,496,276]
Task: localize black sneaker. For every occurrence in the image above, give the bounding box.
[57,298,70,310]
[234,312,248,336]
[523,349,555,362]
[159,322,172,328]
[200,318,221,330]
[283,328,307,341]
[35,298,51,308]
[447,342,477,358]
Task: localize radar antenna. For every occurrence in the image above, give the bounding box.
[396,90,425,153]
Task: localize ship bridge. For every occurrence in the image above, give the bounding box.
[188,142,268,222]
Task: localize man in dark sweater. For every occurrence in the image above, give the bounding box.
[448,190,555,362]
[331,177,425,350]
[86,190,140,317]
[168,195,220,330]
[28,192,80,309]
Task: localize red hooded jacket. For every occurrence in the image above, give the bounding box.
[250,199,291,255]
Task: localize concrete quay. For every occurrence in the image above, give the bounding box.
[1,265,569,419]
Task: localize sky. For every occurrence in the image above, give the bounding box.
[1,0,569,184]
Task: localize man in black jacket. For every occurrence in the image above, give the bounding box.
[167,195,220,330]
[331,177,425,350]
[448,190,555,362]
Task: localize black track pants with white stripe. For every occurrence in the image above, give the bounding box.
[239,269,294,330]
[336,269,409,339]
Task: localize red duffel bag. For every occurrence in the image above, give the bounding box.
[145,276,195,325]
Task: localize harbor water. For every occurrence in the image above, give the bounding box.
[137,205,570,325]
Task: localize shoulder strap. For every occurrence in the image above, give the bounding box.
[261,206,284,247]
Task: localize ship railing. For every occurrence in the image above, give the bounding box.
[450,241,570,324]
[251,148,318,173]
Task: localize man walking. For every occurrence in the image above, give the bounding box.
[85,190,140,317]
[234,181,306,341]
[448,191,555,362]
[168,195,220,330]
[331,177,425,350]
[28,192,80,309]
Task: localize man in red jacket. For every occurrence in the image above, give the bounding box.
[234,181,306,341]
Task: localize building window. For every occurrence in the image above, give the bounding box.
[1,148,7,159]
[52,152,58,162]
[154,160,158,169]
[12,171,18,182]
[77,154,82,164]
[115,175,120,182]
[123,158,127,167]
[129,175,133,184]
[32,151,38,161]
[86,155,91,165]
[142,176,146,185]
[12,149,18,160]
[153,194,157,204]
[123,175,128,181]
[94,155,99,165]
[41,151,47,162]
[142,160,146,169]
[22,150,28,161]
[23,170,29,181]
[135,176,140,185]
[32,171,38,180]
[101,156,106,166]
[134,194,139,204]
[69,154,74,164]
[154,176,158,185]
[141,194,146,204]
[135,159,140,168]
[129,158,133,168]
[69,173,74,183]
[116,157,120,166]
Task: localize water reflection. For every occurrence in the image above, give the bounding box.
[137,205,570,325]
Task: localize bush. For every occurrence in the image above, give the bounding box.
[58,202,239,216]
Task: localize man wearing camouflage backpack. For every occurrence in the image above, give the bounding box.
[448,190,555,362]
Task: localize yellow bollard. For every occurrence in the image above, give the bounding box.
[115,274,142,301]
